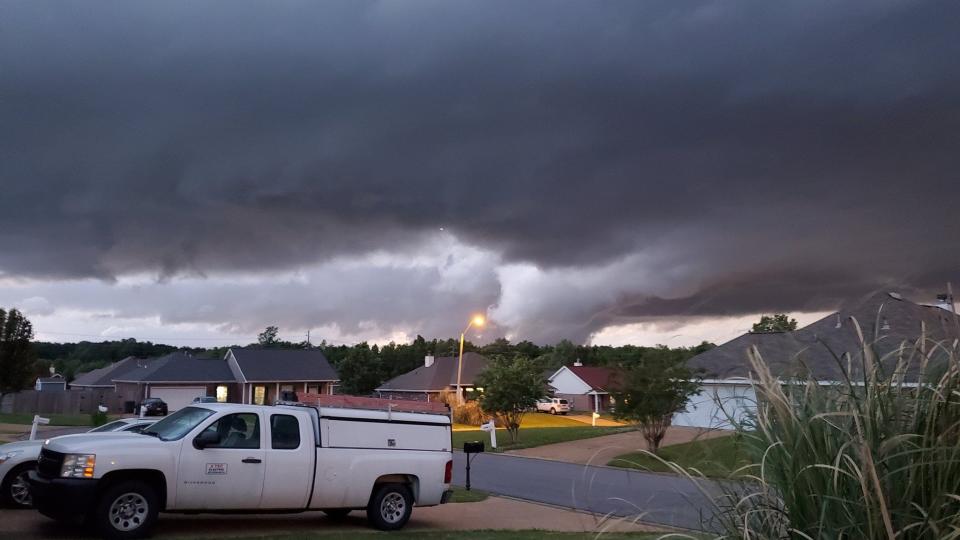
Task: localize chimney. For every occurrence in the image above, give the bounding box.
[424,355,435,368]
[573,359,583,367]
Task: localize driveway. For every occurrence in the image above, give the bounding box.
[507,426,730,465]
[452,451,719,531]
[0,496,662,538]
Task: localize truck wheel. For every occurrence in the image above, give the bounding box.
[367,483,413,531]
[1,463,35,508]
[322,508,351,520]
[94,480,159,539]
[550,408,557,415]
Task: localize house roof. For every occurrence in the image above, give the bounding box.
[112,352,232,383]
[565,365,622,392]
[688,291,960,383]
[71,356,165,387]
[376,352,489,392]
[228,349,339,382]
[37,376,66,384]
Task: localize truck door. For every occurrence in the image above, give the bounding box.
[260,412,315,508]
[176,412,266,509]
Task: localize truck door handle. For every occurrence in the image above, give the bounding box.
[242,458,262,464]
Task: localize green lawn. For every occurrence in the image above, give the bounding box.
[0,412,109,426]
[449,485,489,503]
[608,433,752,478]
[454,413,593,431]
[179,532,666,540]
[454,425,630,453]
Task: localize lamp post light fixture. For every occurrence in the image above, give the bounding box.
[456,314,486,405]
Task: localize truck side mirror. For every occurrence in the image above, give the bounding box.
[193,431,220,449]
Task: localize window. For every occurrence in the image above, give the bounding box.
[307,385,319,394]
[280,384,294,392]
[271,414,300,449]
[201,413,260,449]
[89,420,127,433]
[253,386,266,405]
[146,407,216,441]
[216,385,228,403]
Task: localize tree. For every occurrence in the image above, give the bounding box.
[0,308,36,401]
[476,356,547,443]
[258,326,280,347]
[337,344,384,395]
[610,358,702,454]
[751,313,798,333]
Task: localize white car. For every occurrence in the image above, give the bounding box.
[0,418,157,509]
[29,401,453,538]
[535,397,570,415]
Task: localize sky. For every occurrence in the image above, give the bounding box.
[1,1,958,348]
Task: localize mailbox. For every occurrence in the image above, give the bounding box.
[463,441,485,454]
[462,440,485,490]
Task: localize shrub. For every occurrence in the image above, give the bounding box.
[90,410,108,427]
[707,318,960,539]
[452,401,485,426]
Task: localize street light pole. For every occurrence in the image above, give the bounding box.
[456,314,485,406]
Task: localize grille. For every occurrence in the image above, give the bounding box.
[37,448,64,479]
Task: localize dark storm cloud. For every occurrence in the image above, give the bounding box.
[2,0,960,329]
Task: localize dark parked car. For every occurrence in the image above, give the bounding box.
[137,397,168,416]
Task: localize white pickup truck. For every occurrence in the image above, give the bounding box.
[28,400,453,539]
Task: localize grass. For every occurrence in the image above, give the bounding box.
[0,412,109,426]
[454,413,592,431]
[607,433,750,478]
[703,323,960,538]
[178,532,666,540]
[453,425,629,453]
[448,485,489,503]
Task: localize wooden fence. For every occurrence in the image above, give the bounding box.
[0,389,136,415]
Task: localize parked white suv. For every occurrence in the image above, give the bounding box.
[535,397,570,415]
[0,418,156,509]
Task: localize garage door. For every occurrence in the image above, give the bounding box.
[149,387,206,411]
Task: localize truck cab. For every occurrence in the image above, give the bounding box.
[28,400,453,539]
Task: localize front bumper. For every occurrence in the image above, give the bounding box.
[27,471,98,521]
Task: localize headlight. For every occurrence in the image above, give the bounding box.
[61,454,96,478]
[0,450,23,464]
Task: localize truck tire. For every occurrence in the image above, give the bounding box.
[1,463,35,508]
[366,483,413,531]
[550,407,557,415]
[322,508,351,520]
[93,480,159,540]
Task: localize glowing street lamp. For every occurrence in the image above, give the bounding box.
[456,314,485,405]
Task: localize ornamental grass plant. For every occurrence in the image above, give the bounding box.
[706,318,960,539]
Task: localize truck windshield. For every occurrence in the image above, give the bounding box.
[143,406,215,441]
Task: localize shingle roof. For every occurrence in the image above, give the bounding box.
[566,365,623,392]
[111,352,232,383]
[37,377,66,384]
[376,352,489,392]
[229,349,339,382]
[689,291,960,383]
[71,356,164,387]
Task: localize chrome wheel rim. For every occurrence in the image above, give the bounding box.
[11,471,31,506]
[380,492,406,524]
[108,492,148,531]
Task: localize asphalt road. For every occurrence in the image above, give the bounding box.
[452,452,718,531]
